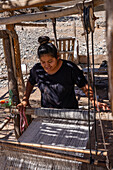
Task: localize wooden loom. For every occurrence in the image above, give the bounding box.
[0,0,113,169]
[0,107,113,169]
[0,108,110,169]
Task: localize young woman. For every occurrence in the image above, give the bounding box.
[17,36,109,110]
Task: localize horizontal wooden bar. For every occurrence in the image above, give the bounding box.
[0,140,107,156]
[0,116,11,131]
[15,22,47,27]
[0,140,107,168]
[82,67,108,75]
[0,0,104,25]
[11,107,95,121]
[59,51,73,54]
[51,37,75,41]
[0,0,81,12]
[11,107,113,121]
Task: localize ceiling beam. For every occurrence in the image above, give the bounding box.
[0,0,104,25]
[0,0,82,13]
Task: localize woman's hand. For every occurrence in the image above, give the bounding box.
[17,98,31,111]
[91,100,110,111]
[81,84,110,111]
[17,81,34,110]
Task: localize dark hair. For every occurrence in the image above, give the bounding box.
[38,36,57,59]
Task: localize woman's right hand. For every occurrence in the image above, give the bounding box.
[17,99,31,111]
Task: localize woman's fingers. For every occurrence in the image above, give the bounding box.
[17,101,28,111]
[97,102,110,111]
[92,101,110,111]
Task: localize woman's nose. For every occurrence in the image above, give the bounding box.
[45,62,49,67]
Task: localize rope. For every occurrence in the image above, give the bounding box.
[83,4,94,164]
[90,1,98,152]
[86,26,93,164]
[91,31,98,153]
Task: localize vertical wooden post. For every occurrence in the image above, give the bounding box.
[6,24,25,101]
[63,40,66,60]
[106,0,113,115]
[3,36,21,138]
[6,24,32,137]
[52,18,58,48]
[3,37,20,104]
[6,23,25,139]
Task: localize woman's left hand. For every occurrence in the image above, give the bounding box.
[91,100,110,111]
[81,85,110,111]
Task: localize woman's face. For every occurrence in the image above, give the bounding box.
[40,54,59,74]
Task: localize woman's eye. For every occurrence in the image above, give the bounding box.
[41,61,45,64]
[48,60,52,63]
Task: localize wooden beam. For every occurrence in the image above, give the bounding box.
[3,36,20,104]
[0,140,107,157]
[3,33,21,138]
[6,24,25,139]
[106,0,113,116]
[11,107,113,121]
[3,35,21,139]
[15,23,47,27]
[6,24,25,101]
[40,4,105,12]
[0,140,107,168]
[0,0,104,25]
[0,0,82,12]
[94,4,105,12]
[6,28,17,38]
[0,117,11,131]
[12,107,94,121]
[0,30,8,39]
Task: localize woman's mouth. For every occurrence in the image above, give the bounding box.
[45,67,51,71]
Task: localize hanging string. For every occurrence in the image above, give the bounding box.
[91,1,98,154]
[86,29,93,164]
[83,5,93,164]
[91,29,98,153]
